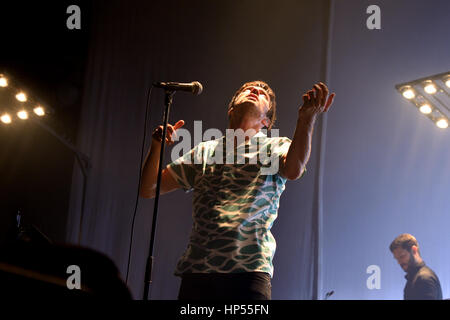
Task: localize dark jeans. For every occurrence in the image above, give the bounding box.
[178,272,272,300]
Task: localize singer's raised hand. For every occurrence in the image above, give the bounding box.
[298,82,335,119]
[152,120,185,145]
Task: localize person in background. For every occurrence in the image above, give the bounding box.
[390,233,442,300]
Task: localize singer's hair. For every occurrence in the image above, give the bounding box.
[228,80,277,130]
[389,233,420,254]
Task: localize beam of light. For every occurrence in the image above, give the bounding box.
[436,119,448,129]
[17,110,29,120]
[401,87,415,99]
[16,92,27,102]
[1,113,12,124]
[33,106,45,116]
[0,75,7,87]
[419,104,432,114]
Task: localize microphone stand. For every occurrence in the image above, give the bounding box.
[143,90,175,300]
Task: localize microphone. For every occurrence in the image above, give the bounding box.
[153,81,203,95]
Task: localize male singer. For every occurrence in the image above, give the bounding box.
[140,80,335,300]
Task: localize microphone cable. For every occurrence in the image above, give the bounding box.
[125,84,154,285]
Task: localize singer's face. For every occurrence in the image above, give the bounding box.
[230,85,270,121]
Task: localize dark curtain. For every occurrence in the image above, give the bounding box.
[67,0,330,299]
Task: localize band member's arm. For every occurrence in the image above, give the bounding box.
[139,120,184,199]
[280,83,335,180]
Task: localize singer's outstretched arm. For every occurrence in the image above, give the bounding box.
[280,82,335,180]
[139,120,184,199]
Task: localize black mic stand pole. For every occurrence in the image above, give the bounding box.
[143,90,175,300]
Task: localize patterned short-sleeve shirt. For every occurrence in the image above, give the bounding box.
[166,130,296,278]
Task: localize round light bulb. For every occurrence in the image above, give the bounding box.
[1,113,12,124]
[402,88,415,99]
[445,79,450,88]
[0,76,7,87]
[424,83,437,94]
[436,119,448,129]
[33,106,45,116]
[419,104,432,114]
[16,92,27,102]
[17,110,29,120]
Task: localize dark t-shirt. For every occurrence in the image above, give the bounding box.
[404,262,442,300]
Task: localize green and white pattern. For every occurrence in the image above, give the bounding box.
[167,131,296,278]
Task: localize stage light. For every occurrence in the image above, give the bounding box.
[17,110,29,120]
[396,71,450,130]
[436,119,448,129]
[401,86,415,99]
[423,81,437,94]
[0,75,7,87]
[16,92,27,102]
[419,104,432,114]
[444,75,450,88]
[1,113,12,124]
[33,106,45,116]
